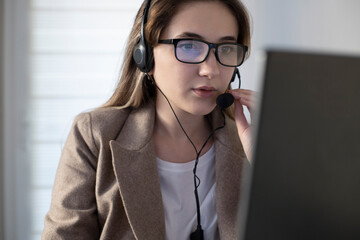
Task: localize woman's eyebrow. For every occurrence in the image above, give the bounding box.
[175,32,203,39]
[175,32,237,42]
[220,36,237,42]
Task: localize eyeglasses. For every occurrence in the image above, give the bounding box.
[158,38,248,67]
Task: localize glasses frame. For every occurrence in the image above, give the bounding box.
[158,38,248,67]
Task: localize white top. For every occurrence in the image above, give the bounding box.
[157,145,220,240]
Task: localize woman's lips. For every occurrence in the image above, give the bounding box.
[192,86,216,98]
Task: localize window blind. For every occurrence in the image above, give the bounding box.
[29,0,142,239]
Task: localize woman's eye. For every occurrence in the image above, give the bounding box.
[179,43,195,50]
[220,46,234,54]
[220,44,238,55]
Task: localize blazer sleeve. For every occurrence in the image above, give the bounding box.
[42,112,100,239]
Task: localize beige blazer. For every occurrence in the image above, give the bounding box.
[42,101,246,240]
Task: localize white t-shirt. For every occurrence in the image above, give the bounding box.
[157,145,219,240]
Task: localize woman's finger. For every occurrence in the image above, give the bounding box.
[228,89,257,99]
[234,100,253,161]
[229,89,257,106]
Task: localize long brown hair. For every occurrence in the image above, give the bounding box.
[102,0,251,112]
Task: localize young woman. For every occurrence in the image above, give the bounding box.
[42,0,256,239]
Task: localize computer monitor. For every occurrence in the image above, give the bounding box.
[237,50,360,240]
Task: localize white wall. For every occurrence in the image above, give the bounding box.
[242,0,360,91]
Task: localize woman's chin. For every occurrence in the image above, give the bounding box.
[187,103,217,116]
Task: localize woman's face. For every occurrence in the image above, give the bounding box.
[152,1,239,116]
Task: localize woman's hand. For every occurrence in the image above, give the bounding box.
[228,89,258,162]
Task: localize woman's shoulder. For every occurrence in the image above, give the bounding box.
[72,101,155,142]
[72,106,132,140]
[83,106,132,126]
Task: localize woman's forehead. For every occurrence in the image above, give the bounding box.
[160,1,238,42]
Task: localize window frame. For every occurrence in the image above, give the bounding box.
[1,0,4,238]
[3,0,31,239]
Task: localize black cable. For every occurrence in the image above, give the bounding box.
[149,75,226,239]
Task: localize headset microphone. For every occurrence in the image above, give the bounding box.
[216,68,241,109]
[216,93,235,109]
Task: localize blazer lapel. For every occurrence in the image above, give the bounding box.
[110,102,165,239]
[212,108,246,239]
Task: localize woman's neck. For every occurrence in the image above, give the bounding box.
[154,97,210,142]
[153,96,213,163]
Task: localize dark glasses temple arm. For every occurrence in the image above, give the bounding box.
[158,39,175,44]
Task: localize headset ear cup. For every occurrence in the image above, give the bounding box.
[133,44,143,69]
[133,37,147,72]
[133,35,154,73]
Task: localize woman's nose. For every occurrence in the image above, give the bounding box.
[198,50,220,79]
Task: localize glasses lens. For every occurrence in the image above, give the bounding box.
[217,43,245,66]
[175,40,208,63]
